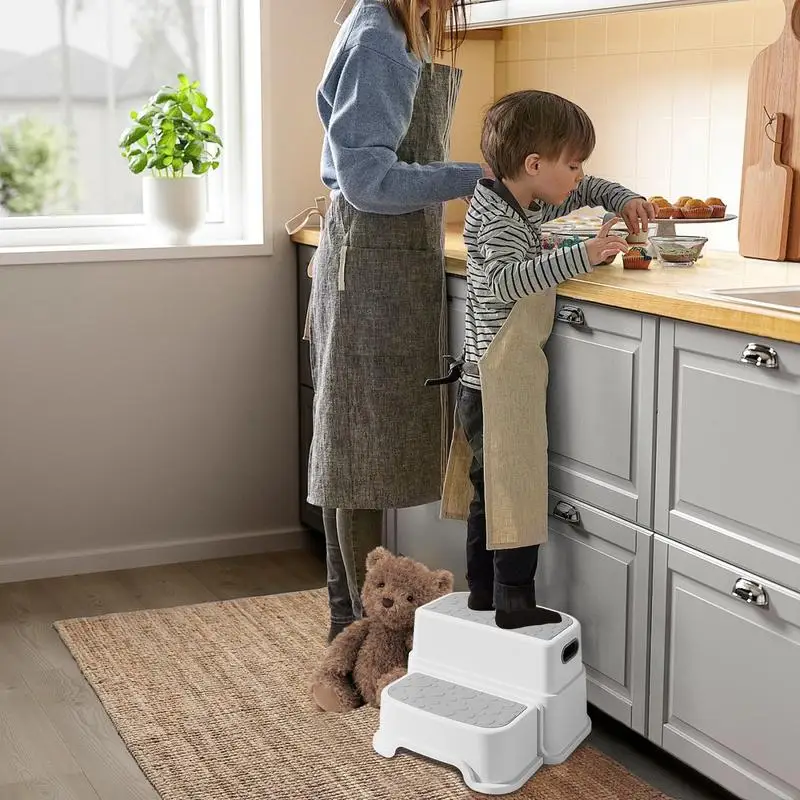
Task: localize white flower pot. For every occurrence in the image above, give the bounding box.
[143,174,206,245]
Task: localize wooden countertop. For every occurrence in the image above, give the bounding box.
[291,225,800,345]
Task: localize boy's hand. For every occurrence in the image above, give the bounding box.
[621,197,657,234]
[585,217,628,266]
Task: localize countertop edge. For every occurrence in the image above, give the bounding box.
[291,230,800,345]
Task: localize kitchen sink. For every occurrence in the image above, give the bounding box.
[682,286,800,314]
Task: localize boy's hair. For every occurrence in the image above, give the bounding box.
[481,90,596,180]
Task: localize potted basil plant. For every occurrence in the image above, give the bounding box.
[119,73,222,244]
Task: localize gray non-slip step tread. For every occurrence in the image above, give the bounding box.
[425,593,573,640]
[386,672,527,729]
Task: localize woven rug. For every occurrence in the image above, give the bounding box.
[55,588,669,800]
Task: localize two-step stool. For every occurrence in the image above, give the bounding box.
[373,592,591,795]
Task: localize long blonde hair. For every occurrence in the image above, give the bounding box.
[384,0,468,62]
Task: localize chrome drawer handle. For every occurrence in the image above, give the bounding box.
[740,343,779,369]
[552,501,581,525]
[556,306,585,327]
[731,578,769,608]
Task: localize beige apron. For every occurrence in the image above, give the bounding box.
[441,290,556,549]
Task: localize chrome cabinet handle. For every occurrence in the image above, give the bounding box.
[731,578,769,608]
[552,501,581,525]
[556,306,585,327]
[740,343,779,369]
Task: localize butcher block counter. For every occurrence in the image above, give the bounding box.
[290,224,800,345]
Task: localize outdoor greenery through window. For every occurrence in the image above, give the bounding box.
[0,0,254,247]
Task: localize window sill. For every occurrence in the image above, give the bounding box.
[0,238,273,267]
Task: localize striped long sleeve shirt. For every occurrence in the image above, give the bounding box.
[460,176,640,390]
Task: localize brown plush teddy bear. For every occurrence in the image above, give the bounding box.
[311,547,453,712]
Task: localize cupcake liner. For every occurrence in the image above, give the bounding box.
[681,206,713,219]
[709,204,726,218]
[623,256,652,270]
[656,206,674,219]
[671,207,684,218]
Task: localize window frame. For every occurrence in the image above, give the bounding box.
[0,0,269,262]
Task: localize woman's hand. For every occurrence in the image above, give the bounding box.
[621,197,656,234]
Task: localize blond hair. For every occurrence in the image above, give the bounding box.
[384,0,467,62]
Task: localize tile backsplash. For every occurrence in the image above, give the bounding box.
[494,0,786,250]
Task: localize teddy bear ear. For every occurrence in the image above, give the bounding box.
[433,569,454,594]
[366,546,392,571]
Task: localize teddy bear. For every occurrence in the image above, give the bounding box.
[311,547,453,712]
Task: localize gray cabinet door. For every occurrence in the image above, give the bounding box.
[655,321,800,594]
[545,299,657,527]
[537,492,652,733]
[649,536,800,800]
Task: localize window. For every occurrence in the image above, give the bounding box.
[0,0,264,253]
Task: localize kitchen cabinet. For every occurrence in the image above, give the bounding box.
[537,492,652,733]
[654,320,800,594]
[545,298,657,528]
[648,537,800,800]
[464,0,741,29]
[294,241,800,800]
[297,245,323,535]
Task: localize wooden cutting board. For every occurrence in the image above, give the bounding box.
[741,0,800,260]
[739,112,793,260]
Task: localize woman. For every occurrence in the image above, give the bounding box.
[309,0,488,642]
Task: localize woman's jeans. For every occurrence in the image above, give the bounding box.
[322,508,384,627]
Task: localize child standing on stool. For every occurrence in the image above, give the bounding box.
[459,90,654,629]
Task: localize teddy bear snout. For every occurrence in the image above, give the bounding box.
[382,597,394,608]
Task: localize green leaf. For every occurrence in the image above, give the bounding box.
[185,141,203,159]
[204,132,222,146]
[129,110,138,120]
[194,161,212,174]
[180,102,194,116]
[172,157,184,172]
[129,153,148,173]
[155,90,179,104]
[190,90,207,108]
[199,122,216,134]
[119,125,148,148]
[190,80,200,89]
[211,161,219,170]
[178,73,189,87]
[198,108,213,123]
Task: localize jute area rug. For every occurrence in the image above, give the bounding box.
[55,588,669,800]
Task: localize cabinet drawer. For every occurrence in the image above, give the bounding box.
[649,537,800,800]
[545,299,657,527]
[538,492,651,733]
[655,321,800,593]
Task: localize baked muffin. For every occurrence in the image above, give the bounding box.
[705,197,727,218]
[648,195,670,207]
[682,199,713,219]
[675,195,693,208]
[622,245,652,270]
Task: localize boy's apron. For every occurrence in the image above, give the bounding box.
[306,62,462,510]
[441,288,556,550]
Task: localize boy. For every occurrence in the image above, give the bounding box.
[459,90,654,629]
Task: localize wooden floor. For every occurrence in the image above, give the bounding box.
[0,544,733,800]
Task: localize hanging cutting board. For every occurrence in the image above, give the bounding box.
[740,0,800,260]
[739,112,793,260]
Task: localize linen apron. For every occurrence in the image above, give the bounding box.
[441,291,556,549]
[306,62,462,510]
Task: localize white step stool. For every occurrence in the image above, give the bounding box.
[373,592,591,795]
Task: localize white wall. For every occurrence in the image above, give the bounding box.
[0,0,334,583]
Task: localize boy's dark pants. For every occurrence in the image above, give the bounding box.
[456,383,540,611]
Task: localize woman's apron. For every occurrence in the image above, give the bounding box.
[441,291,556,550]
[306,63,462,510]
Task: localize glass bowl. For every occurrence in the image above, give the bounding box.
[650,235,708,266]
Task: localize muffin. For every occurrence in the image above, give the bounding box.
[671,206,685,218]
[682,199,713,219]
[656,205,676,219]
[705,197,727,218]
[675,195,693,208]
[622,245,653,270]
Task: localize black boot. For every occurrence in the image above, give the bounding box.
[467,588,494,611]
[494,582,561,629]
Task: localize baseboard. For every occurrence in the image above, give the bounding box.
[0,527,311,585]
